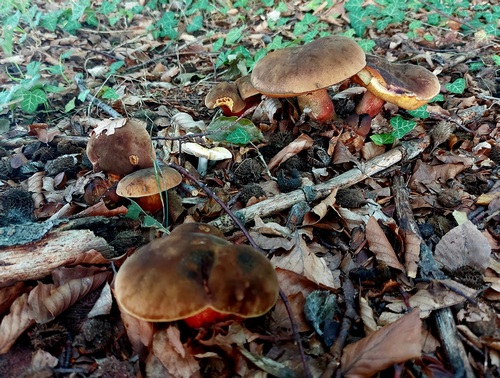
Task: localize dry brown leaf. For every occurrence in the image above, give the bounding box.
[28,123,61,143]
[28,272,110,324]
[0,293,35,354]
[0,282,28,315]
[365,217,405,271]
[268,134,314,171]
[153,325,200,378]
[270,229,337,289]
[31,349,59,369]
[93,118,128,136]
[403,231,421,279]
[409,160,469,193]
[270,268,317,332]
[118,304,154,356]
[434,220,491,271]
[341,309,422,378]
[386,279,478,317]
[87,282,113,318]
[359,296,378,335]
[303,188,338,226]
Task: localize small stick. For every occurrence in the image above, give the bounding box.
[74,75,121,118]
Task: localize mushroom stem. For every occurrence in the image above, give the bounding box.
[297,89,335,122]
[197,157,208,177]
[355,90,386,118]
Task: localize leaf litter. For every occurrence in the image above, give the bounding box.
[0,0,499,377]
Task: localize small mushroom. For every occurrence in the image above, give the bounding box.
[86,118,156,177]
[250,36,366,122]
[205,75,260,116]
[182,142,232,177]
[354,55,441,117]
[116,165,182,213]
[114,223,279,328]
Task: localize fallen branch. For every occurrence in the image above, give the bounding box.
[209,137,430,232]
[0,230,112,287]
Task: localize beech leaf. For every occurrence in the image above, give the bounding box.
[0,293,35,354]
[341,309,422,377]
[365,217,405,271]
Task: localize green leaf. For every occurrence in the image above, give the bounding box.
[493,55,500,66]
[390,116,416,139]
[125,201,142,220]
[357,39,375,52]
[26,61,41,77]
[40,12,60,31]
[142,215,167,231]
[156,11,178,39]
[371,133,395,145]
[207,116,264,144]
[187,15,203,32]
[65,97,76,112]
[429,94,444,103]
[78,89,89,102]
[407,105,429,119]
[101,87,119,100]
[212,37,224,52]
[71,0,90,21]
[107,60,125,77]
[225,26,244,45]
[20,88,47,113]
[445,78,466,94]
[226,128,251,145]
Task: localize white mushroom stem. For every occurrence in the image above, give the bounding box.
[182,142,232,177]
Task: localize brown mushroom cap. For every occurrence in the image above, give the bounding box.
[86,118,155,176]
[250,36,366,97]
[114,231,279,322]
[355,55,441,110]
[235,75,260,100]
[205,82,246,114]
[116,166,182,198]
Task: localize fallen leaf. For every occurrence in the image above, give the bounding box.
[303,188,338,226]
[365,217,405,271]
[0,293,35,354]
[153,325,200,378]
[87,282,113,318]
[386,279,478,317]
[271,229,337,289]
[341,309,422,377]
[92,118,128,137]
[434,220,491,271]
[268,134,314,171]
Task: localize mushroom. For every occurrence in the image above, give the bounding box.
[353,55,441,118]
[250,36,366,122]
[114,223,279,328]
[86,118,156,177]
[205,75,260,116]
[116,165,182,213]
[182,142,232,177]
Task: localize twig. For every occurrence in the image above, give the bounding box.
[74,75,121,118]
[209,137,431,232]
[169,162,312,378]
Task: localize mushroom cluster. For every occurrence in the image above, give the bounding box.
[114,222,279,328]
[250,36,366,122]
[205,35,440,124]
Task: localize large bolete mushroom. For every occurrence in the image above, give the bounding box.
[116,165,182,213]
[250,36,366,122]
[86,118,156,176]
[354,55,441,117]
[114,223,279,328]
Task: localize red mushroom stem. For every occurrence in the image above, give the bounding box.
[297,89,335,122]
[355,90,386,118]
[183,307,242,328]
